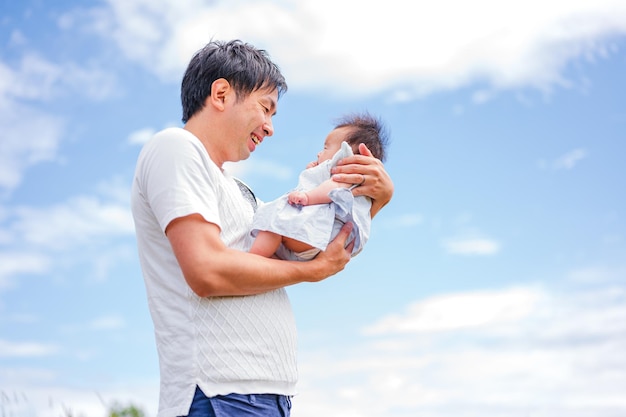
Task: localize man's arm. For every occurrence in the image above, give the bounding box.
[331,143,394,218]
[166,214,354,297]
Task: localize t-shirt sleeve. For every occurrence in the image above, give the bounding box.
[138,131,222,233]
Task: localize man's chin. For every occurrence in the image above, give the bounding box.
[240,149,253,161]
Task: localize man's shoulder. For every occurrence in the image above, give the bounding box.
[139,127,209,163]
[149,127,196,146]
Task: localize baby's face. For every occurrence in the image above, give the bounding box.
[316,126,351,164]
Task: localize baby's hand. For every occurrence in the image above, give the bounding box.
[306,161,318,169]
[288,191,309,206]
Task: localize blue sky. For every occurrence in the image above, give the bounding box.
[1,1,625,416]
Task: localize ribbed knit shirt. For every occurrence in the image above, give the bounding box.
[130,128,298,417]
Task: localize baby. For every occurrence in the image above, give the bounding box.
[250,112,389,261]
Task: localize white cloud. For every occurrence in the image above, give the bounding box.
[442,236,501,255]
[0,381,159,417]
[568,265,626,283]
[0,313,39,324]
[0,53,118,192]
[1,53,117,102]
[90,0,626,97]
[89,314,126,330]
[0,99,64,192]
[94,0,210,81]
[0,252,51,291]
[11,195,134,250]
[472,89,497,104]
[363,287,542,335]
[292,283,626,417]
[8,30,28,47]
[553,147,588,170]
[0,340,58,358]
[13,277,626,417]
[128,127,156,145]
[381,213,423,230]
[0,179,135,287]
[224,157,293,181]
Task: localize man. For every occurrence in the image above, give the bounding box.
[131,39,393,417]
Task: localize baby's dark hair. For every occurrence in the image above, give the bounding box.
[334,112,389,162]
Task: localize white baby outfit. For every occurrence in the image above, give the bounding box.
[251,141,372,260]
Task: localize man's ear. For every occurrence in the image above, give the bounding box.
[208,78,231,111]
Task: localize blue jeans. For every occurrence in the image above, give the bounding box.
[184,386,291,417]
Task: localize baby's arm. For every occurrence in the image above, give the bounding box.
[288,178,352,206]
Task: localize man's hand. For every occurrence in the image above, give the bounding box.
[331,143,394,218]
[309,222,354,281]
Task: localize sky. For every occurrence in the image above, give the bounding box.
[1,0,625,416]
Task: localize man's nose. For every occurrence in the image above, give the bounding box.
[263,118,274,137]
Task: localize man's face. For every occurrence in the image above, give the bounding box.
[225,86,278,163]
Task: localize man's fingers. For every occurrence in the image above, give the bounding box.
[337,222,354,244]
[344,238,355,254]
[358,143,373,158]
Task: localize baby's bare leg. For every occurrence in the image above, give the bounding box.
[250,231,283,257]
[282,236,315,253]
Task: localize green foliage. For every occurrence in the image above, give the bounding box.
[107,403,146,417]
[0,390,146,417]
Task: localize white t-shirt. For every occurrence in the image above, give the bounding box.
[131,128,298,417]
